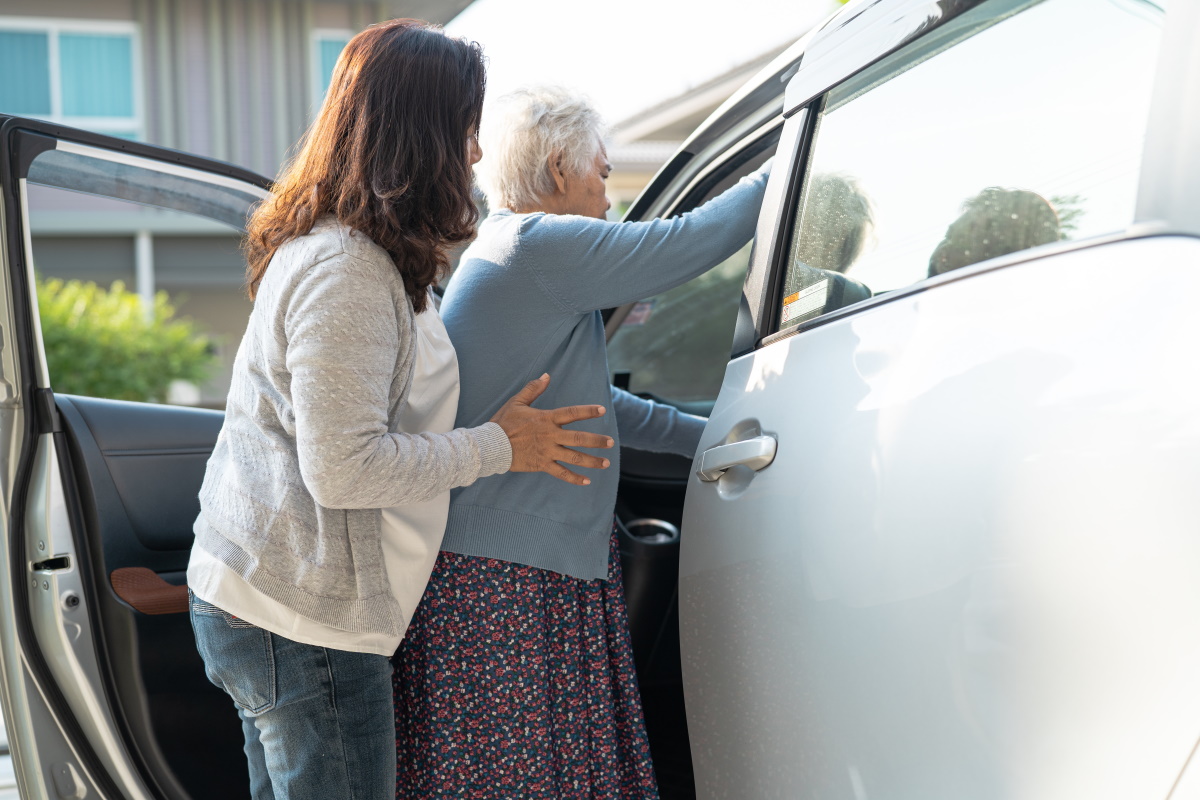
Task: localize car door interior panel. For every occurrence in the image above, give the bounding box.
[54,394,249,799]
[57,396,222,564]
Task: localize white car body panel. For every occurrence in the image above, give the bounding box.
[681,236,1200,798]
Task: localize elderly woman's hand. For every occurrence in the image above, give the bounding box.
[490,374,613,485]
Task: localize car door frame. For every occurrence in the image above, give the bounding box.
[0,116,271,800]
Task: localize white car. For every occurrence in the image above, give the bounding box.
[608,0,1200,797]
[0,0,1198,798]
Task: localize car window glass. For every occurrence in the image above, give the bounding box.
[23,145,254,408]
[607,140,776,406]
[776,0,1164,331]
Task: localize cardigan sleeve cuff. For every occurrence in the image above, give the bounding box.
[472,422,512,477]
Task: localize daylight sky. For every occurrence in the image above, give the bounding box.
[445,0,838,126]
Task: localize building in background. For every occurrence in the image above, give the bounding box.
[606,42,791,215]
[0,0,472,406]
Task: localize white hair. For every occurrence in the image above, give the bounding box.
[474,86,606,211]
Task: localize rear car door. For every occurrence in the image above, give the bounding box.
[0,118,270,799]
[677,1,1200,798]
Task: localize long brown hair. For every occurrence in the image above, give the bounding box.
[245,20,485,313]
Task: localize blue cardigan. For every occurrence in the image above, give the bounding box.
[440,167,771,579]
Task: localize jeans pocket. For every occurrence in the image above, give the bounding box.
[189,593,257,628]
[190,594,277,714]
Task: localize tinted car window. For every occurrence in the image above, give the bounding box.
[607,141,775,405]
[776,0,1164,330]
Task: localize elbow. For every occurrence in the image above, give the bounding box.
[297,434,384,509]
[299,458,364,509]
[304,476,355,510]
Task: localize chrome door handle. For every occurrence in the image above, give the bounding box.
[696,435,777,481]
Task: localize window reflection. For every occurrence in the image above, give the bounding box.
[781,173,876,326]
[791,173,875,276]
[777,0,1164,330]
[928,187,1062,277]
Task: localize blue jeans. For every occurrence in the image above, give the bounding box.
[189,592,396,800]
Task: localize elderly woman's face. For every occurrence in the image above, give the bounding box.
[558,146,611,220]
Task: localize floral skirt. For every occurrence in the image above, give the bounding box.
[391,523,660,799]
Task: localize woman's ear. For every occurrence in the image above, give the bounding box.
[548,153,568,195]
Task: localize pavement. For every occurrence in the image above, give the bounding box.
[0,716,18,799]
[0,754,16,800]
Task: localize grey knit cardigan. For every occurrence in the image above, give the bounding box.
[192,219,512,637]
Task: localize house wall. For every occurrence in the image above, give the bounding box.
[171,289,255,407]
[4,0,469,407]
[31,238,137,286]
[0,0,133,20]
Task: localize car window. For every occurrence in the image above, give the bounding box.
[607,139,776,406]
[775,0,1165,331]
[22,144,258,407]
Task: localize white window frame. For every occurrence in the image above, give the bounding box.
[311,28,354,112]
[0,16,143,138]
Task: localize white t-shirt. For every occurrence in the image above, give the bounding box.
[187,298,460,655]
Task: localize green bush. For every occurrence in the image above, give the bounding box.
[38,278,216,403]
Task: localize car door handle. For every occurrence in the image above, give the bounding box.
[697,435,777,481]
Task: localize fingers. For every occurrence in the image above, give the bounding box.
[548,462,592,486]
[509,373,551,407]
[542,446,610,486]
[558,431,614,449]
[549,404,606,425]
[551,446,610,471]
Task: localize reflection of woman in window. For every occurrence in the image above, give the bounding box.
[792,172,875,273]
[929,187,1062,277]
[391,85,772,798]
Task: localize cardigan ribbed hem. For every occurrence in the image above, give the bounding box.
[440,504,612,580]
[471,422,512,476]
[193,515,404,636]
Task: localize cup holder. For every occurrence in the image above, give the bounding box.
[623,518,680,545]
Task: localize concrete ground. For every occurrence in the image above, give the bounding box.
[0,756,16,800]
[0,716,18,799]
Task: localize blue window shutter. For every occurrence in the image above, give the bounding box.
[320,39,349,96]
[60,33,134,117]
[0,31,52,115]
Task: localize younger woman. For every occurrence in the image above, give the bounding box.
[188,26,612,800]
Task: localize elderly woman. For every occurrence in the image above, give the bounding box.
[390,86,771,798]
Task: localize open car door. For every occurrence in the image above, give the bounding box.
[0,116,271,800]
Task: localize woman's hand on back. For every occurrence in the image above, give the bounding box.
[490,374,613,485]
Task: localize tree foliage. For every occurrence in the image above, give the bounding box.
[1049,193,1085,237]
[37,278,215,403]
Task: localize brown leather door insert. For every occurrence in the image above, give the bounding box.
[110,567,188,615]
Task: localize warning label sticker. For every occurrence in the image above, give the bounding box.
[781,280,829,325]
